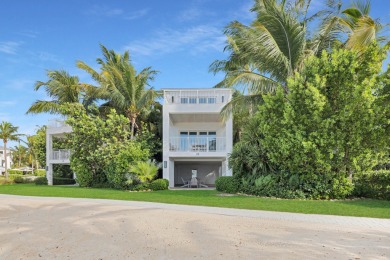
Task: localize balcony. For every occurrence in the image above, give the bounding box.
[164,89,230,105]
[50,149,71,161]
[169,137,226,152]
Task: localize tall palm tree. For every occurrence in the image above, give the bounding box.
[210,0,338,117]
[77,45,160,139]
[0,122,20,180]
[26,70,97,115]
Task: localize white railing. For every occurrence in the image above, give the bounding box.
[165,89,230,104]
[169,137,225,152]
[51,149,71,160]
[48,119,68,128]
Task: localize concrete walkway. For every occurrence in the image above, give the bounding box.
[0,194,389,259]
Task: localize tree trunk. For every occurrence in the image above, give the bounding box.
[4,141,8,180]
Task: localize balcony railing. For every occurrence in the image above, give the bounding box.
[169,137,225,152]
[165,90,230,104]
[51,149,71,161]
[48,119,68,128]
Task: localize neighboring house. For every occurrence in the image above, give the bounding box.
[162,88,233,188]
[0,146,13,174]
[46,119,72,185]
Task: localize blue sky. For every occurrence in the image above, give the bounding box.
[1,0,389,147]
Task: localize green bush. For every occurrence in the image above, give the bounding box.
[130,183,151,191]
[34,177,48,185]
[215,176,240,194]
[149,179,169,191]
[8,170,22,175]
[13,176,25,183]
[353,170,390,200]
[53,177,76,185]
[9,174,24,182]
[34,169,46,177]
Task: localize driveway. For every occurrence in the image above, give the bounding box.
[0,195,389,259]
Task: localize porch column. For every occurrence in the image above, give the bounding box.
[169,160,175,188]
[46,133,53,185]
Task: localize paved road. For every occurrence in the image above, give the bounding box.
[0,195,389,259]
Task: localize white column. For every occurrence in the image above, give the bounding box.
[225,112,233,176]
[47,163,53,185]
[169,160,175,188]
[46,132,53,185]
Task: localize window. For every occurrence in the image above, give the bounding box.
[208,97,216,104]
[189,97,197,104]
[199,97,207,104]
[180,97,188,104]
[222,96,225,103]
[171,96,174,103]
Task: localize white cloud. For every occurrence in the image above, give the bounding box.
[125,9,149,20]
[6,79,34,90]
[0,101,16,107]
[177,7,215,22]
[85,5,148,20]
[124,25,226,57]
[0,41,22,55]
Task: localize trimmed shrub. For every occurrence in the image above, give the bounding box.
[215,176,239,194]
[53,177,76,185]
[13,176,25,183]
[34,177,48,185]
[8,170,22,175]
[130,183,151,191]
[353,170,390,200]
[150,179,169,191]
[34,169,46,177]
[9,174,24,182]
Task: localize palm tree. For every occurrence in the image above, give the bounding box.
[77,45,160,139]
[0,122,20,180]
[210,0,336,117]
[340,0,389,51]
[211,0,388,119]
[26,70,97,115]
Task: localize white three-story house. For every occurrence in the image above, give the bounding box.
[162,88,233,187]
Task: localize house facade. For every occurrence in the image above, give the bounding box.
[162,88,233,187]
[0,146,13,174]
[46,119,72,185]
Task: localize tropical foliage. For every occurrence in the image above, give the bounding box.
[27,70,97,115]
[229,44,389,199]
[77,45,160,139]
[62,104,149,188]
[0,121,20,179]
[211,0,388,119]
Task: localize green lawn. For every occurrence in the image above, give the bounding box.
[0,184,389,219]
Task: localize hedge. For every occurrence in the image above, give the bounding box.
[34,177,48,185]
[34,169,46,177]
[215,176,240,194]
[149,179,169,191]
[53,177,76,185]
[353,170,390,200]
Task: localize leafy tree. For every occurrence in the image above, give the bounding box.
[62,104,149,188]
[26,70,97,115]
[77,45,160,139]
[0,121,20,179]
[27,126,47,169]
[230,44,388,198]
[211,0,388,118]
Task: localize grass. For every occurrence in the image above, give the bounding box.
[0,184,389,219]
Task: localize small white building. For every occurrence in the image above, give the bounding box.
[0,146,13,174]
[162,88,233,187]
[46,119,72,185]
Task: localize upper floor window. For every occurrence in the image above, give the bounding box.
[208,97,216,104]
[180,97,188,104]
